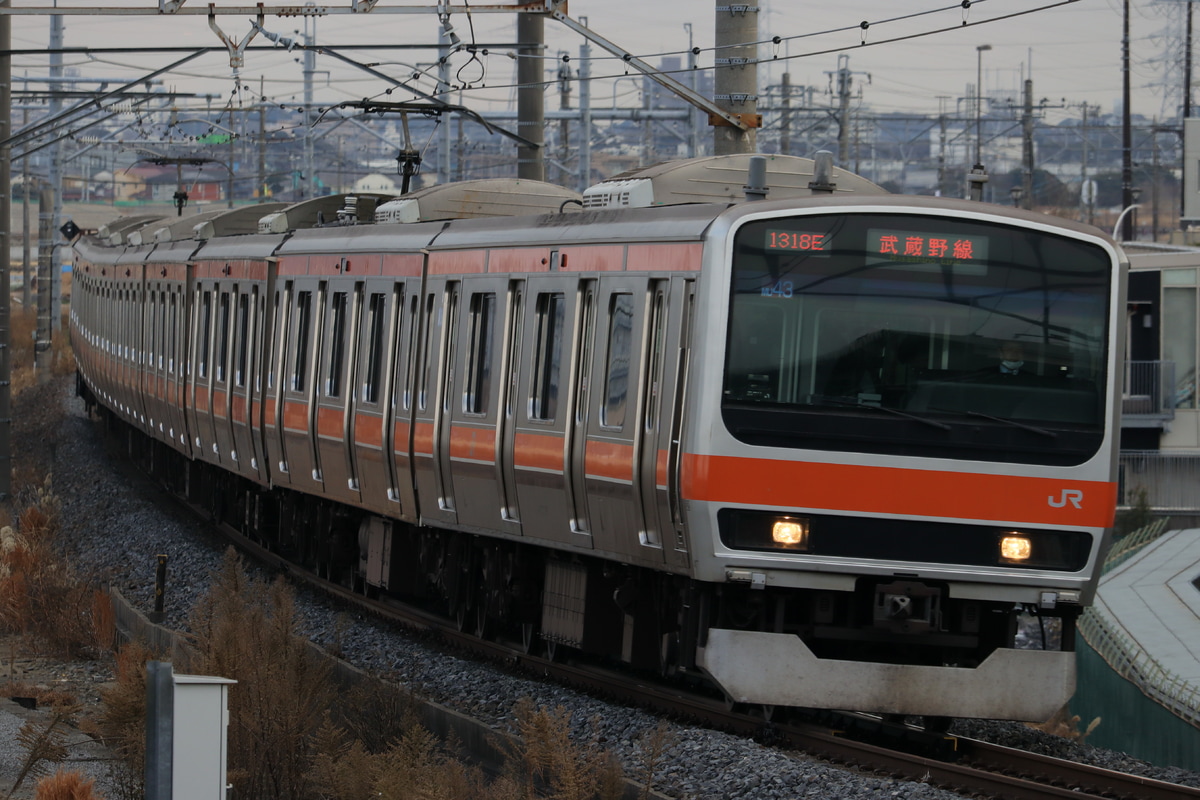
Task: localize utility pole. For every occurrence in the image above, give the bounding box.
[1184,1,1193,223]
[1080,103,1096,226]
[713,1,758,155]
[558,51,572,185]
[258,78,266,199]
[1022,78,1034,210]
[0,0,11,499]
[578,26,592,192]
[516,12,545,181]
[21,104,30,309]
[48,11,63,331]
[685,22,699,158]
[302,18,315,198]
[35,187,52,380]
[1122,0,1135,241]
[780,73,791,155]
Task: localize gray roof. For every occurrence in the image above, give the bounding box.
[1095,528,1200,684]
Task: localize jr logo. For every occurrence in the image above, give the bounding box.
[1048,489,1084,509]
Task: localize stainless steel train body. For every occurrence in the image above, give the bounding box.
[70,168,1126,722]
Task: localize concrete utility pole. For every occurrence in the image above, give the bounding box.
[1122,0,1135,241]
[578,29,592,192]
[1021,78,1034,210]
[302,19,315,198]
[780,72,791,155]
[516,12,545,181]
[0,0,11,499]
[713,1,758,155]
[558,51,572,184]
[48,11,63,331]
[35,187,52,380]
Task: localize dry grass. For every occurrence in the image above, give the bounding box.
[1029,705,1102,743]
[82,641,155,800]
[0,484,105,659]
[32,770,101,800]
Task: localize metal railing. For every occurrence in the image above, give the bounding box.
[1119,452,1200,512]
[1121,360,1175,423]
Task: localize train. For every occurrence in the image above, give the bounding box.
[69,154,1127,722]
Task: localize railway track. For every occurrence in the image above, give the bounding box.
[196,503,1200,800]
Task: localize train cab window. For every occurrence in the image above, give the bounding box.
[465,292,496,415]
[362,292,388,405]
[531,292,566,421]
[217,291,231,383]
[602,293,635,429]
[235,292,250,388]
[198,290,213,380]
[325,291,348,398]
[292,290,313,391]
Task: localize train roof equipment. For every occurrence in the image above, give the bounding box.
[374,178,583,224]
[98,214,168,245]
[257,193,398,234]
[580,153,888,210]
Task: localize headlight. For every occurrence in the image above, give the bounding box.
[1000,533,1033,562]
[772,518,810,548]
[719,509,811,552]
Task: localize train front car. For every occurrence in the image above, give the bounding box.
[685,196,1124,722]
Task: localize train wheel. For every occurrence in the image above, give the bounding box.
[923,716,952,734]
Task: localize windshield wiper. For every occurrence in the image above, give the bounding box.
[819,397,951,431]
[933,407,1057,439]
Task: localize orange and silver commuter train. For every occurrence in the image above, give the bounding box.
[70,155,1126,722]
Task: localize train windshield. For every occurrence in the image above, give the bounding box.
[723,212,1113,465]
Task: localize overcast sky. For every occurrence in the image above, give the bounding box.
[6,1,1186,126]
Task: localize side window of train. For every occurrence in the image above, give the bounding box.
[644,289,667,432]
[236,292,251,388]
[602,293,635,429]
[418,293,436,411]
[199,290,213,380]
[217,290,232,383]
[325,290,349,398]
[159,292,168,370]
[464,292,496,416]
[530,292,566,422]
[400,292,417,410]
[362,292,388,405]
[292,290,313,391]
[168,292,178,375]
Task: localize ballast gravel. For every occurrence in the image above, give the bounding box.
[45,382,1200,799]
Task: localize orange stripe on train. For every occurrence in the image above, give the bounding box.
[680,454,1117,528]
[450,426,496,463]
[584,440,634,482]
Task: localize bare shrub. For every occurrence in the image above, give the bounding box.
[504,698,625,800]
[184,548,336,800]
[8,703,80,797]
[32,770,100,800]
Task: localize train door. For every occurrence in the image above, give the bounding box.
[638,278,695,570]
[170,273,193,456]
[512,276,590,548]
[389,286,421,523]
[446,276,513,532]
[245,269,274,484]
[495,280,526,536]
[314,280,362,504]
[580,277,655,561]
[413,279,460,526]
[187,282,222,464]
[211,282,238,466]
[229,283,266,483]
[350,279,402,516]
[279,278,326,494]
[263,279,293,487]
